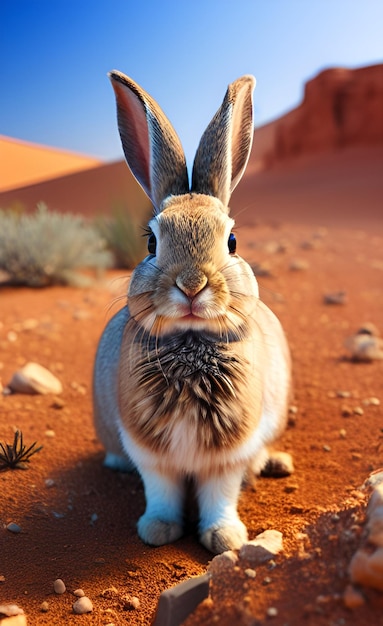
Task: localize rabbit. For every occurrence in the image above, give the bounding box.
[93,70,292,554]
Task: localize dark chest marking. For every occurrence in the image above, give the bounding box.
[119,325,257,452]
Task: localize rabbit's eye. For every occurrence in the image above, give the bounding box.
[148,233,157,255]
[228,232,237,254]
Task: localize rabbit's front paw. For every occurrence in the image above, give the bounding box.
[138,514,183,546]
[200,520,248,554]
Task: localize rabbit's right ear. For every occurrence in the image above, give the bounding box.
[109,71,189,212]
[192,75,256,209]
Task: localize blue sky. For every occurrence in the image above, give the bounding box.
[1,0,382,167]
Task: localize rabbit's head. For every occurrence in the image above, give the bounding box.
[109,71,257,338]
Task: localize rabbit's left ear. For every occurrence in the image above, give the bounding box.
[191,75,256,209]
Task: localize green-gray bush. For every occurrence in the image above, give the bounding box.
[94,208,149,269]
[0,203,113,287]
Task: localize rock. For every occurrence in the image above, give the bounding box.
[363,397,380,407]
[349,548,383,591]
[9,363,62,395]
[357,322,380,337]
[368,546,383,574]
[6,523,21,534]
[345,325,383,361]
[73,589,85,597]
[239,530,283,563]
[367,484,383,517]
[323,291,347,305]
[53,579,66,594]
[152,573,210,626]
[0,616,27,626]
[208,550,238,574]
[72,596,93,614]
[343,584,365,609]
[289,259,309,271]
[0,606,24,617]
[51,397,65,409]
[122,595,140,610]
[244,568,256,578]
[363,469,383,490]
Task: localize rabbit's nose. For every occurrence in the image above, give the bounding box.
[175,273,208,299]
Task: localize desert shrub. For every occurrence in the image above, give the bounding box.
[94,208,149,269]
[0,203,113,287]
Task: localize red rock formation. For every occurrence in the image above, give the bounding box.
[266,64,383,164]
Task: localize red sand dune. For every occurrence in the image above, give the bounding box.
[0,135,102,192]
[0,158,151,218]
[0,143,381,231]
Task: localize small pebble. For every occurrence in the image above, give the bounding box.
[363,397,380,406]
[323,445,331,452]
[339,429,347,438]
[323,291,347,305]
[266,606,278,617]
[239,530,283,563]
[263,576,272,585]
[289,259,309,271]
[74,589,85,597]
[208,550,238,574]
[40,601,49,612]
[244,568,256,578]
[123,595,140,610]
[51,397,65,409]
[6,522,21,534]
[357,322,380,337]
[53,579,66,594]
[284,484,299,493]
[345,326,383,361]
[353,407,364,416]
[341,406,352,417]
[20,318,39,331]
[45,478,55,488]
[337,390,351,398]
[73,596,93,614]
[343,584,365,609]
[8,362,62,395]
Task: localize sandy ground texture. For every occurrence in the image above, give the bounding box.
[0,212,382,625]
